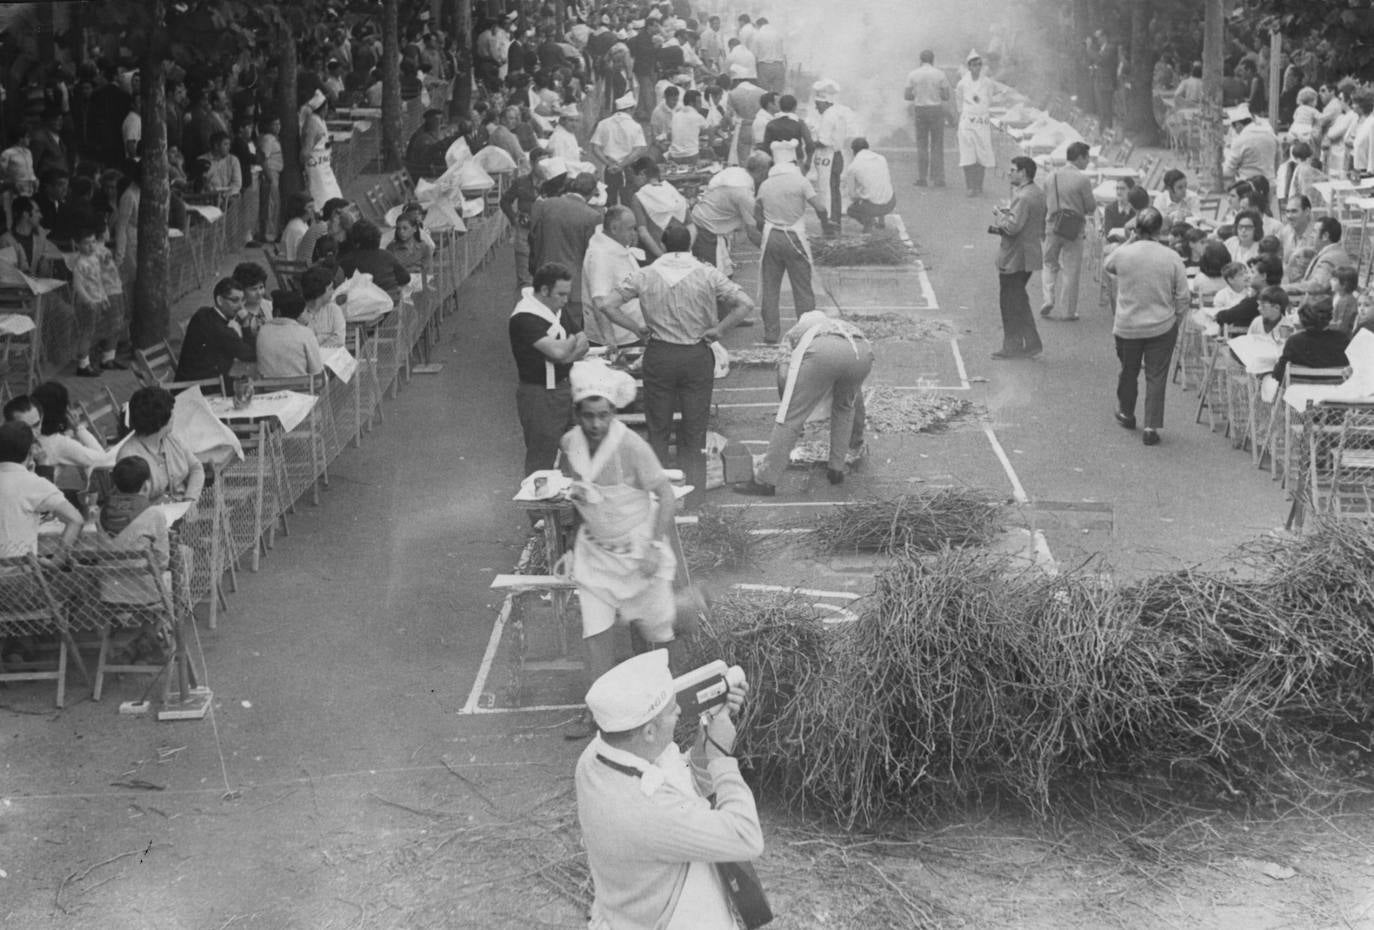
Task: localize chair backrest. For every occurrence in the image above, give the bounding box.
[77,394,125,449]
[134,341,177,387]
[0,554,62,628]
[253,373,327,396]
[1287,365,1350,385]
[68,546,173,612]
[160,377,226,396]
[265,249,309,293]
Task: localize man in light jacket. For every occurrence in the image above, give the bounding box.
[1039,141,1097,321]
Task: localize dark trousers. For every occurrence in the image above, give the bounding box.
[1115,324,1178,430]
[963,164,986,194]
[605,166,628,207]
[642,341,713,506]
[516,381,573,477]
[691,225,718,266]
[998,271,1042,355]
[914,106,945,184]
[847,196,897,230]
[826,151,843,232]
[760,230,816,343]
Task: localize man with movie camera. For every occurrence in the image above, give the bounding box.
[575,651,765,930]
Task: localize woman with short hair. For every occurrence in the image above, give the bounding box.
[115,386,205,505]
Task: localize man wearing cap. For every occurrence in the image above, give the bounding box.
[751,17,786,95]
[1222,103,1279,184]
[599,224,755,509]
[726,69,766,167]
[755,142,829,344]
[560,361,683,688]
[591,93,649,208]
[510,262,590,477]
[690,154,769,278]
[840,138,896,232]
[956,51,999,196]
[905,50,953,187]
[529,158,604,331]
[584,206,647,347]
[810,81,856,234]
[576,650,762,930]
[549,105,585,166]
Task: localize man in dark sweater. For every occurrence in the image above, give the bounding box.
[176,277,257,381]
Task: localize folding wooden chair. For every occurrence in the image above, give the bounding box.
[254,373,337,504]
[222,420,291,572]
[133,340,178,387]
[68,547,180,701]
[1263,365,1350,483]
[77,385,127,449]
[0,284,44,388]
[0,555,89,707]
[265,249,310,293]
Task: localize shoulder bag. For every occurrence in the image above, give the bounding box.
[1050,171,1086,240]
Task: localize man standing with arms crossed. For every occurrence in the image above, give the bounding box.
[1040,141,1097,322]
[988,156,1047,359]
[599,225,755,510]
[905,50,952,188]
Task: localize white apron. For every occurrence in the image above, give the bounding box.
[565,421,676,611]
[957,76,996,168]
[510,292,564,389]
[777,321,863,426]
[811,146,838,216]
[304,115,343,205]
[758,206,813,306]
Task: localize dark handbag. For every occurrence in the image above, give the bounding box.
[1050,173,1086,239]
[715,860,774,929]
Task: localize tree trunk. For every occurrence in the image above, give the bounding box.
[132,7,170,349]
[278,24,303,209]
[450,0,473,119]
[381,0,404,171]
[1123,0,1159,144]
[1202,0,1226,191]
[1073,0,1094,111]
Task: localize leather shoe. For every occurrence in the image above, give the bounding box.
[101,358,129,370]
[1142,429,1160,446]
[74,365,100,377]
[1114,410,1136,430]
[827,468,844,485]
[991,350,1025,359]
[732,480,776,497]
[1039,304,1054,318]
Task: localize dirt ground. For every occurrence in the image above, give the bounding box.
[4,107,1374,930]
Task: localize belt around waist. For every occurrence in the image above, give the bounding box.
[520,379,570,388]
[646,337,708,347]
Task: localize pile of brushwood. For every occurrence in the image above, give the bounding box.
[810,230,917,266]
[690,516,1374,828]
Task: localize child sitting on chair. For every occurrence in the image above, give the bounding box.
[1331,266,1360,334]
[99,455,175,663]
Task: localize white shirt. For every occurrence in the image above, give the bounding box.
[1354,115,1374,177]
[815,104,857,151]
[590,112,647,165]
[724,43,756,79]
[841,149,894,204]
[582,229,646,346]
[750,23,784,62]
[0,462,67,557]
[548,125,582,164]
[122,110,142,146]
[737,23,756,50]
[668,107,708,159]
[751,109,774,146]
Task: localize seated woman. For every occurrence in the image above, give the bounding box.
[1223,209,1262,263]
[300,263,348,349]
[27,381,115,503]
[114,386,205,510]
[1272,297,1350,385]
[336,219,411,304]
[1191,242,1232,305]
[256,290,324,378]
[385,209,433,280]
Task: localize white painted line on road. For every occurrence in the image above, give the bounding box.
[950,336,972,389]
[717,401,779,409]
[981,420,1029,504]
[917,263,939,310]
[717,499,854,509]
[731,583,863,599]
[1033,529,1059,575]
[459,537,536,716]
[471,703,582,714]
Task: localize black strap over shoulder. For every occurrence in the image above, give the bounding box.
[596,753,645,779]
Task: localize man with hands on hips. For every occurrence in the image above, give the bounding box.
[576,650,764,930]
